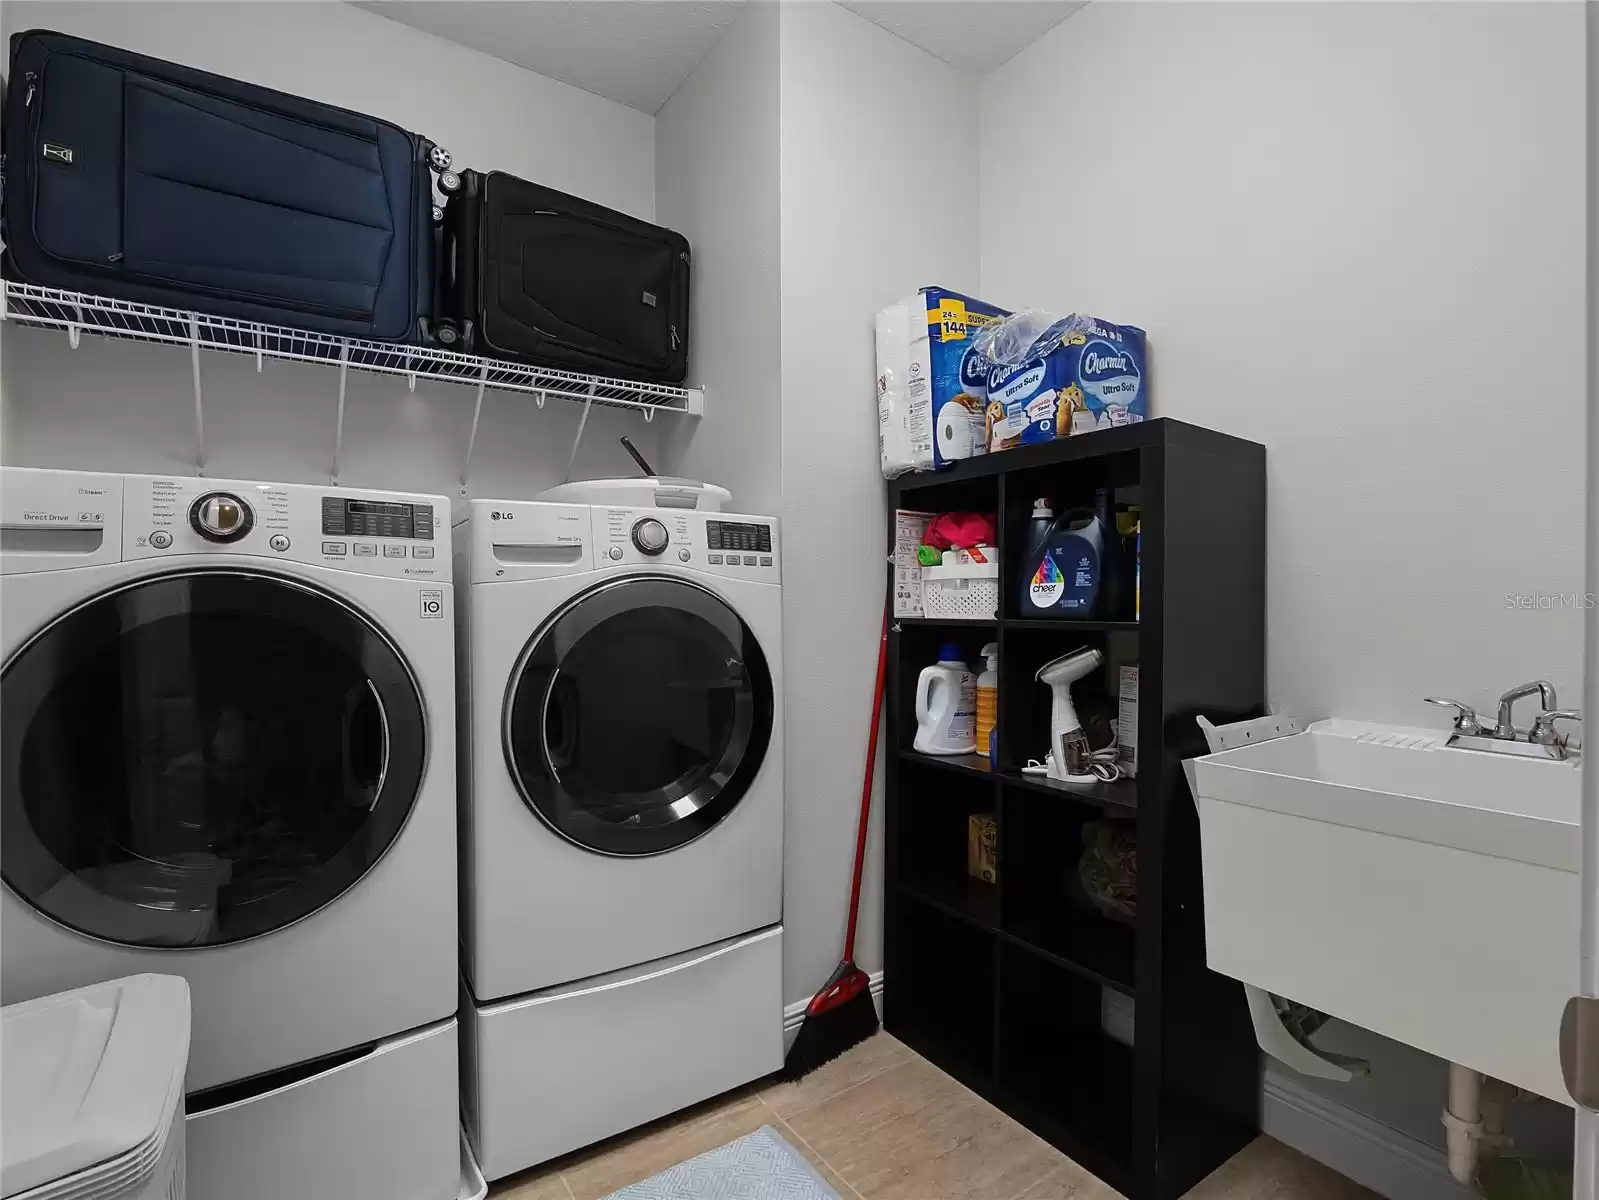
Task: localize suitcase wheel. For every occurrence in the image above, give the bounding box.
[435,320,460,347]
[429,145,453,172]
[438,170,462,195]
[432,204,445,225]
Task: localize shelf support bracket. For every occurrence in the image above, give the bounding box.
[642,405,656,424]
[190,317,206,476]
[330,340,349,484]
[459,361,489,496]
[253,330,263,373]
[68,301,83,350]
[404,352,416,393]
[564,387,596,482]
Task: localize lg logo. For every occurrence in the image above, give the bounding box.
[490,510,513,521]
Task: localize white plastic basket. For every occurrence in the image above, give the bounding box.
[922,562,999,619]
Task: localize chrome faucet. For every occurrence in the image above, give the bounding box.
[1530,710,1583,761]
[1493,680,1558,740]
[1427,683,1578,761]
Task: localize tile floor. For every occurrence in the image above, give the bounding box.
[489,1034,1381,1200]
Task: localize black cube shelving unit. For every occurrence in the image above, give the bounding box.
[883,418,1266,1200]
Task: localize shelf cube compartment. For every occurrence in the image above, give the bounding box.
[1000,786,1138,994]
[891,902,997,1079]
[997,942,1135,1180]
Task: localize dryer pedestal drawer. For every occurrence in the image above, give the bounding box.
[464,925,783,1181]
[187,1017,460,1200]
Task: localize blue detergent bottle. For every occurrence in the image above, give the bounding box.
[1017,488,1115,618]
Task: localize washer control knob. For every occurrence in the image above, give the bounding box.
[678,548,691,562]
[608,546,624,561]
[631,518,669,556]
[148,530,172,549]
[190,492,253,543]
[269,534,291,552]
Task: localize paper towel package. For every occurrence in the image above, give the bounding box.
[876,287,1010,478]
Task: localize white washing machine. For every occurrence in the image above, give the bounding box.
[454,499,784,1180]
[0,467,461,1200]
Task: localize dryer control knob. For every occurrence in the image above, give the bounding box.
[190,492,253,543]
[631,518,669,556]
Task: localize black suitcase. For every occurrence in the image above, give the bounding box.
[440,170,690,383]
[3,29,456,343]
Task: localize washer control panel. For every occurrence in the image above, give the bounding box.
[321,496,434,541]
[594,507,779,579]
[122,475,447,578]
[706,520,772,556]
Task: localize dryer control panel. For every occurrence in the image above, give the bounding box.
[122,475,447,579]
[594,507,780,580]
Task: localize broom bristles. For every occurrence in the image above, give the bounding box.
[781,985,879,1080]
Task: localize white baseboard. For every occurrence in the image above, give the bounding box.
[1262,1071,1470,1200]
[783,971,885,1035]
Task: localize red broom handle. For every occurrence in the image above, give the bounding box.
[842,607,889,961]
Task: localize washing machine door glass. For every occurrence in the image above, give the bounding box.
[1,570,426,948]
[504,576,774,856]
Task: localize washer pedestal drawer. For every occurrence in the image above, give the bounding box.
[186,1017,459,1200]
[464,925,783,1182]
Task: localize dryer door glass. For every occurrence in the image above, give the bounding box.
[1,570,426,948]
[505,576,773,856]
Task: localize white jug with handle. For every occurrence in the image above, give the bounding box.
[913,644,977,756]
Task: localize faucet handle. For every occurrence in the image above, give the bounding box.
[1425,697,1484,736]
[1530,709,1582,747]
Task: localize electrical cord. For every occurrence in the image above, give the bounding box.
[1020,747,1123,783]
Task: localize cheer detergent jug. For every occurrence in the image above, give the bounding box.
[1017,489,1117,618]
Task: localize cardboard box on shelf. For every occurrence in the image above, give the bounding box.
[893,509,936,618]
[968,813,998,884]
[1118,664,1139,778]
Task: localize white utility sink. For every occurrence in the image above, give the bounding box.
[1188,718,1579,1103]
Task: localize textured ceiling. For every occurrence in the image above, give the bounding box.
[355,1,745,114]
[838,1,1085,73]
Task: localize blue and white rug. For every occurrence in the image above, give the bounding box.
[601,1125,840,1200]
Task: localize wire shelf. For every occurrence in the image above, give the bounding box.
[0,281,704,416]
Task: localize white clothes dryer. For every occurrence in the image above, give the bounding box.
[454,499,784,1179]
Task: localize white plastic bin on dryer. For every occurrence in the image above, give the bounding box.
[2,973,190,1200]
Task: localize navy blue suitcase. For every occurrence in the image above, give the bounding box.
[3,30,451,342]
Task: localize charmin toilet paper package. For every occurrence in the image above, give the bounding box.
[977,313,1149,452]
[876,287,1010,478]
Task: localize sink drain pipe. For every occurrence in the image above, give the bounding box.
[1444,1067,1517,1185]
[1443,1064,1483,1185]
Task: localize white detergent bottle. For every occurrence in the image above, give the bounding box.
[914,643,978,755]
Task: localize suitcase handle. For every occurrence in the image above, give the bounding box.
[441,221,457,293]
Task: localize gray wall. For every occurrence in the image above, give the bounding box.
[980,0,1588,728]
[655,5,783,519]
[773,1,981,1007]
[978,0,1585,1182]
